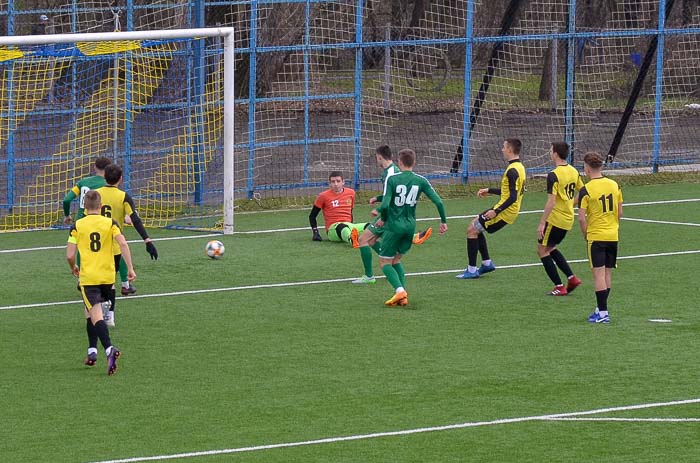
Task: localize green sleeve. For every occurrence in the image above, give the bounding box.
[63,190,77,217]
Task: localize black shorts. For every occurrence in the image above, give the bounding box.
[538,223,568,247]
[588,241,618,268]
[476,211,508,234]
[80,284,112,310]
[114,254,122,271]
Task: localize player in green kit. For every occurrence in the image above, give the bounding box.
[351,145,433,285]
[377,149,448,306]
[62,157,111,225]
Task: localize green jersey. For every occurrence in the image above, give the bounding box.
[380,170,447,234]
[63,175,107,219]
[375,163,401,203]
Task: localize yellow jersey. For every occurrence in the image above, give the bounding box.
[68,214,123,285]
[546,164,584,230]
[493,160,526,224]
[579,177,623,242]
[96,185,135,255]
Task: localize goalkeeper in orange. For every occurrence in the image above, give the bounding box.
[309,171,366,245]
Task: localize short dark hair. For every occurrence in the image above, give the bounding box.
[94,157,111,171]
[329,171,343,180]
[583,152,604,169]
[375,145,392,160]
[505,138,522,155]
[551,141,569,160]
[104,164,123,185]
[398,148,416,168]
[84,190,101,211]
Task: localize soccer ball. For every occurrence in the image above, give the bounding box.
[205,240,225,259]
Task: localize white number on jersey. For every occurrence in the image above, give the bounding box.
[79,186,91,208]
[394,185,419,207]
[331,199,339,207]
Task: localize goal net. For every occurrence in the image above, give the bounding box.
[0,27,234,233]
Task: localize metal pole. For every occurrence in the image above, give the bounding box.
[223,30,236,235]
[352,0,364,190]
[551,39,558,111]
[384,23,391,112]
[652,0,667,173]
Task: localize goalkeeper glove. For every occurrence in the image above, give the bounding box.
[312,228,322,241]
[145,241,158,260]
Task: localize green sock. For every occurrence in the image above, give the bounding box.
[119,256,128,283]
[393,262,406,288]
[382,264,401,290]
[371,241,381,254]
[360,246,373,277]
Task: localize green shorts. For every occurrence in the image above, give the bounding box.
[365,216,385,237]
[378,229,413,258]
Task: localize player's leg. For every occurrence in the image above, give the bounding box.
[456,218,482,279]
[477,218,507,275]
[603,241,617,306]
[119,256,136,296]
[550,247,582,292]
[353,222,381,284]
[538,224,566,295]
[348,223,368,248]
[379,232,408,306]
[80,288,98,366]
[547,228,581,292]
[104,255,120,327]
[392,233,413,292]
[327,222,352,244]
[84,285,121,372]
[587,242,610,323]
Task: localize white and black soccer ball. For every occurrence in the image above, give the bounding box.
[205,240,225,259]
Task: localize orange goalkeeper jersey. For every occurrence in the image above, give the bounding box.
[313,187,356,231]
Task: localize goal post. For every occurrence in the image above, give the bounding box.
[0,27,235,234]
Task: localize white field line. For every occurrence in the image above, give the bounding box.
[2,198,699,253]
[544,417,700,422]
[85,398,700,463]
[2,249,699,312]
[621,217,700,227]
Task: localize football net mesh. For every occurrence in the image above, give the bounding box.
[0,27,227,231]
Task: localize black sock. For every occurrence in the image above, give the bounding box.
[540,255,562,286]
[550,249,573,278]
[607,287,611,297]
[110,288,116,313]
[477,233,490,261]
[93,320,112,350]
[595,290,608,312]
[86,319,98,349]
[467,238,479,267]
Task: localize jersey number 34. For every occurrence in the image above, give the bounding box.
[394,185,419,207]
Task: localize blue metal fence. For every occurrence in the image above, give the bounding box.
[0,0,698,225]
